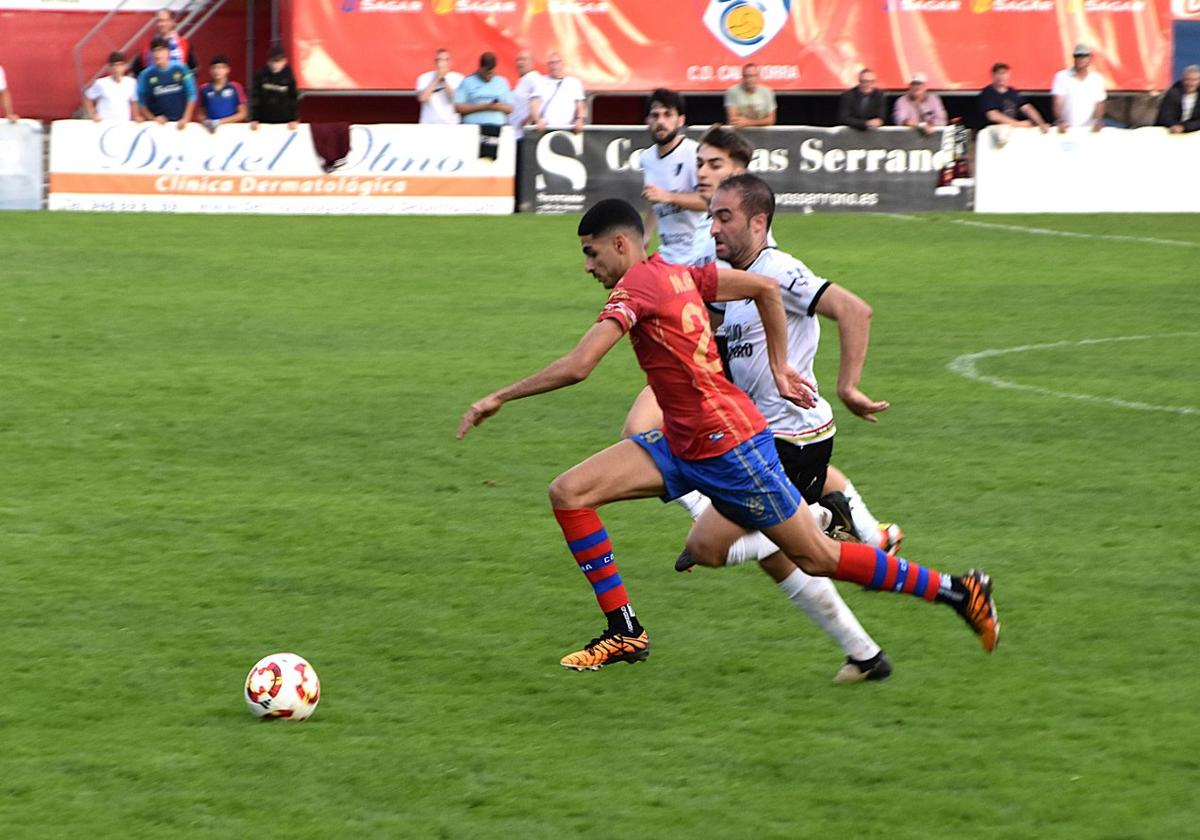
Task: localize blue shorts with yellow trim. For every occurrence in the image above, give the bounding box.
[630,428,801,530]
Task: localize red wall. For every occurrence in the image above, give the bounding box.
[0,3,270,121]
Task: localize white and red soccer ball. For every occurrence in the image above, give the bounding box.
[244,652,320,721]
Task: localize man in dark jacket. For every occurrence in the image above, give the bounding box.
[837,68,887,130]
[250,47,299,129]
[1156,65,1200,134]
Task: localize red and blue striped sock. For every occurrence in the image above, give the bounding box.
[553,508,640,634]
[834,542,945,602]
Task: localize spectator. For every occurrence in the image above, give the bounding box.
[416,48,463,125]
[131,9,196,76]
[978,62,1048,132]
[197,55,246,131]
[892,73,947,135]
[84,52,139,122]
[1156,64,1200,134]
[137,37,196,129]
[509,48,542,139]
[531,52,586,133]
[249,47,298,130]
[1052,43,1106,132]
[724,63,777,127]
[837,68,886,130]
[454,52,512,126]
[0,63,18,122]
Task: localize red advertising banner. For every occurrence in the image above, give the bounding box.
[289,0,1174,94]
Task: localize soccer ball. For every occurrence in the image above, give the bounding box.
[244,652,321,721]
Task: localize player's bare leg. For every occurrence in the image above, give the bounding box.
[687,503,1000,653]
[548,439,666,671]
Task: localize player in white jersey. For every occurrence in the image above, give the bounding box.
[624,130,902,682]
[639,89,709,266]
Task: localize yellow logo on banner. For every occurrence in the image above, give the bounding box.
[725,4,765,40]
[434,0,454,12]
[702,0,790,58]
[973,0,992,12]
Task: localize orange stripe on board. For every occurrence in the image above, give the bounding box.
[49,172,512,198]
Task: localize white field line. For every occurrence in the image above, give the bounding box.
[947,334,1200,417]
[882,214,1200,248]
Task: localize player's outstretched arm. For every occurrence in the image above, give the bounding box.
[814,283,890,422]
[456,320,624,439]
[714,268,816,409]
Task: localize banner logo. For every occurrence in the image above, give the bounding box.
[702,0,791,58]
[1172,0,1200,16]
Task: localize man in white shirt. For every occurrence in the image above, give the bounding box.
[1051,43,1106,132]
[0,65,18,122]
[84,52,140,122]
[508,49,542,139]
[530,52,586,133]
[640,88,708,266]
[415,48,464,125]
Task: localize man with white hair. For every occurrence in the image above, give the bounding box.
[530,52,586,133]
[1156,65,1200,134]
[1052,43,1106,132]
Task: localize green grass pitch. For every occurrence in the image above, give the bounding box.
[1,210,1197,838]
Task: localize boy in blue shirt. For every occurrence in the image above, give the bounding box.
[453,52,512,126]
[137,38,196,127]
[198,55,247,132]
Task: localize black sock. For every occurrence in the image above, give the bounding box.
[605,604,642,636]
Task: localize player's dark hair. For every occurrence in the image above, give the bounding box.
[577,198,645,240]
[644,88,685,118]
[716,173,775,230]
[108,51,126,64]
[699,124,754,169]
[268,46,287,61]
[992,62,1010,73]
[210,54,230,67]
[479,52,497,71]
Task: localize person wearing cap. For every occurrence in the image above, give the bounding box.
[724,63,777,128]
[892,73,947,135]
[978,62,1048,132]
[1155,64,1200,134]
[136,38,197,128]
[250,47,299,130]
[84,51,139,122]
[453,52,513,126]
[197,55,247,132]
[0,64,16,122]
[836,68,887,131]
[1051,44,1106,132]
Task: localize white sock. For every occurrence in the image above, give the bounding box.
[777,569,880,661]
[673,490,711,520]
[724,531,778,566]
[724,505,828,566]
[843,479,883,547]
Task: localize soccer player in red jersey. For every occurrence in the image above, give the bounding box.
[458,198,999,670]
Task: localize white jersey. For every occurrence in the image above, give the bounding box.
[642,136,706,266]
[85,75,138,121]
[721,247,836,444]
[416,70,464,124]
[1051,68,1106,128]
